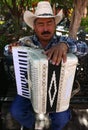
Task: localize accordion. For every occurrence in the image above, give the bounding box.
[12,46,78,114]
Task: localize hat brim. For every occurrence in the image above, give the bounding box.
[24,10,63,29]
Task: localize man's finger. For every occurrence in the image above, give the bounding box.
[62,52,67,63]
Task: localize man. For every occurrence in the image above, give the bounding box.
[5,1,88,130]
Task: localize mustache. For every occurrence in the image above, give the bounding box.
[41,31,51,35]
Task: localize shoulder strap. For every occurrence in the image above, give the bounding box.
[19,36,38,48]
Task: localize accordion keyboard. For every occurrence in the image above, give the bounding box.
[12,47,30,99]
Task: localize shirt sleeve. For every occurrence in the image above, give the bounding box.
[59,36,88,57]
[3,36,30,57]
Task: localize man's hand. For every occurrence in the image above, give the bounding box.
[44,43,68,65]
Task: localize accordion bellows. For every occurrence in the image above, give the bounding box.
[12,46,78,114]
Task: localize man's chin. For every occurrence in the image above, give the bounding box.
[42,37,50,41]
[42,35,51,39]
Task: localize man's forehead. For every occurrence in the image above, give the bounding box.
[34,17,55,23]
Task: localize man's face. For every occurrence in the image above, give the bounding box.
[34,18,56,42]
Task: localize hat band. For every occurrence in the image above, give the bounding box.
[38,13,54,16]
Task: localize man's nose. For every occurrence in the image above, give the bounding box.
[43,24,48,31]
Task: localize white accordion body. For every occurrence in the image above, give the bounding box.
[12,46,78,113]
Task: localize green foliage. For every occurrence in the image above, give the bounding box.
[0,21,5,25]
[81,17,88,33]
[0,34,9,49]
[51,0,73,8]
[81,17,88,26]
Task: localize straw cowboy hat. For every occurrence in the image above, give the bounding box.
[24,1,63,29]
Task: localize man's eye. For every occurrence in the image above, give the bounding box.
[38,24,43,26]
[48,22,52,25]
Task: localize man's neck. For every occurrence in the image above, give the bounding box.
[39,40,49,49]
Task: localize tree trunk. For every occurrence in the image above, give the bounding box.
[69,0,88,39]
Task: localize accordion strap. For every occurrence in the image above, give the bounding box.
[71,80,80,98]
[19,37,39,48]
